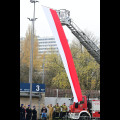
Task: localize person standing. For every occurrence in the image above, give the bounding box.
[32,106,37,120]
[60,103,68,118]
[20,104,24,120]
[53,103,61,118]
[26,105,32,120]
[47,104,53,120]
[41,105,47,113]
[24,106,26,120]
[22,105,26,120]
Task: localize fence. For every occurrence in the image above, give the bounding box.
[45,88,100,98]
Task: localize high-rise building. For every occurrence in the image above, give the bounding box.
[20,36,69,54]
[37,36,59,54]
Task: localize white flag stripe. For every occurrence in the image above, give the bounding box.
[42,6,78,102]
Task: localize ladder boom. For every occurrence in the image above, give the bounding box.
[56,9,100,64]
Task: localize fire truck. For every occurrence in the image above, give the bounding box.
[56,9,100,120]
[68,95,100,120]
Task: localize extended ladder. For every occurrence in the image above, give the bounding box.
[56,9,100,64]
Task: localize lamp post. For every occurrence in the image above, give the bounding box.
[28,0,38,108]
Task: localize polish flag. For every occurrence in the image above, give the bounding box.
[42,6,82,102]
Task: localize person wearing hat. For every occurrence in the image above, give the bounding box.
[20,104,24,120]
[53,103,61,118]
[26,105,32,120]
[60,103,68,118]
[32,106,37,120]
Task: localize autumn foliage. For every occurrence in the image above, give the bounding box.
[20,27,100,90]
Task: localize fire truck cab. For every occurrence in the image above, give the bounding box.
[68,95,100,120]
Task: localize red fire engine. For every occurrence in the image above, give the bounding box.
[68,95,100,120]
[56,9,100,120]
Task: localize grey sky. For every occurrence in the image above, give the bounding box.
[20,0,100,43]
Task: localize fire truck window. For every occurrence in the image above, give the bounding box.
[75,102,78,108]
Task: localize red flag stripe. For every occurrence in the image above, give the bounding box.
[50,9,82,101]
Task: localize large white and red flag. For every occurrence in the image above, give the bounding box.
[42,6,82,102]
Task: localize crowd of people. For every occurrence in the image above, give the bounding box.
[20,103,68,120]
[20,104,37,120]
[47,103,68,120]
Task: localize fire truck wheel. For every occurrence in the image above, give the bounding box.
[79,113,91,120]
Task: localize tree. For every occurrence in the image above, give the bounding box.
[70,31,100,90]
[45,31,100,90]
[20,26,43,83]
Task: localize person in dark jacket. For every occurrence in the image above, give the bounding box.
[41,105,47,113]
[26,105,32,120]
[22,106,26,120]
[24,106,27,120]
[20,104,24,120]
[32,106,37,120]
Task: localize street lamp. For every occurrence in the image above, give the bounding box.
[30,0,39,3]
[28,0,38,108]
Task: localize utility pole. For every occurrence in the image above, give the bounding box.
[28,0,38,108]
[42,55,45,84]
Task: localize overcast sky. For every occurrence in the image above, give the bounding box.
[20,0,100,43]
